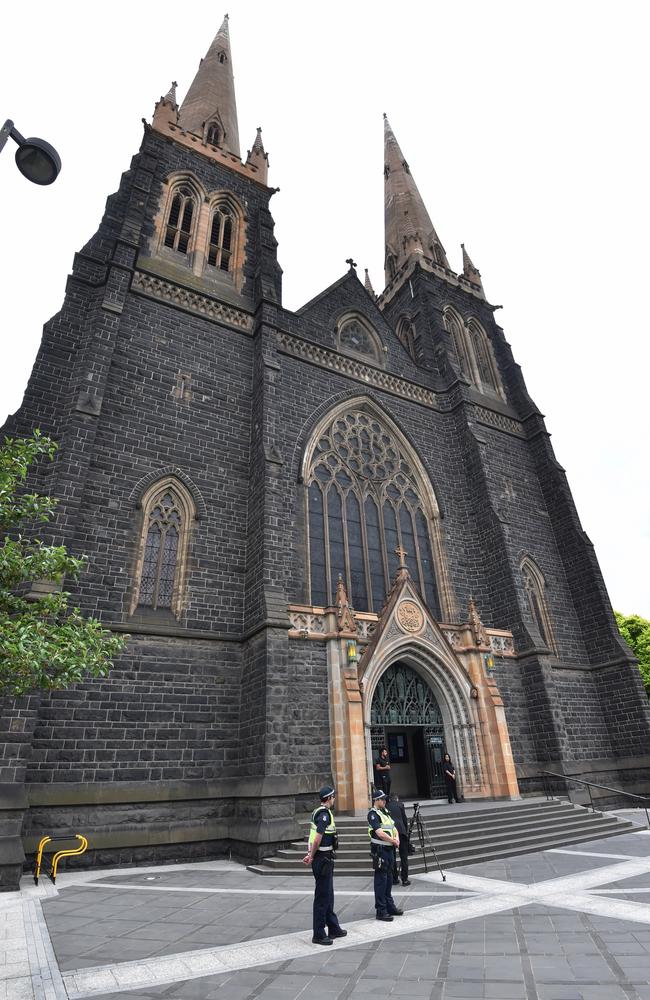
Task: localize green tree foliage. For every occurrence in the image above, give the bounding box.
[615,610,650,696]
[0,431,126,698]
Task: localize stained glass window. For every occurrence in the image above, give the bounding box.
[138,491,183,610]
[338,318,379,362]
[305,408,441,616]
[371,662,443,726]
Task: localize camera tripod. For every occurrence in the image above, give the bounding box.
[407,802,446,881]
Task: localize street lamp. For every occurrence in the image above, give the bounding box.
[0,119,61,185]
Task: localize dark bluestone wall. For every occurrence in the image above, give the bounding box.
[1,116,648,888]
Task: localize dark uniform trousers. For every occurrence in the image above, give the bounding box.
[312,852,342,939]
[374,845,399,915]
[393,838,409,883]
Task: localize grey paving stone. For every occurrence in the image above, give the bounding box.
[578,989,634,1000]
[529,955,576,981]
[442,983,484,998]
[483,984,527,998]
[536,988,585,999]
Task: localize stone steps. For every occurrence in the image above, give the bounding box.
[248,800,634,876]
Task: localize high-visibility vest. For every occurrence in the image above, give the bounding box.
[368,807,397,845]
[308,807,336,851]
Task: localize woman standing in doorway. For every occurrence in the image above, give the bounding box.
[443,753,459,803]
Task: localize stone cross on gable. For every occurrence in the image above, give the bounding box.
[395,545,408,565]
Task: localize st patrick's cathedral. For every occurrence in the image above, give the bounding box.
[1,16,648,889]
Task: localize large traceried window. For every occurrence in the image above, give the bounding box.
[305,406,443,616]
[163,186,196,255]
[521,556,556,652]
[131,478,195,619]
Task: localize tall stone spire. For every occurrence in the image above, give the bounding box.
[364,268,376,297]
[461,243,485,295]
[383,114,449,284]
[245,127,269,184]
[179,14,240,157]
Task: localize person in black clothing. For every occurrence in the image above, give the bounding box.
[303,785,347,945]
[387,794,411,885]
[443,753,460,803]
[374,746,392,797]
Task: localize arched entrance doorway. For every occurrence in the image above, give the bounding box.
[370,661,448,798]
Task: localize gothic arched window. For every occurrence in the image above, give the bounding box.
[131,479,195,619]
[521,557,555,652]
[467,318,500,395]
[337,315,382,364]
[208,204,235,271]
[305,406,444,616]
[205,122,221,146]
[386,254,397,280]
[163,186,196,255]
[443,307,471,380]
[396,317,419,363]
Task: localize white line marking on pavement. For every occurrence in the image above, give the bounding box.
[23,842,650,1000]
[546,849,637,860]
[523,854,650,895]
[62,890,523,999]
[590,887,650,894]
[542,889,650,925]
[68,882,473,898]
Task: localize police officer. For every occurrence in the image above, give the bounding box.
[367,788,405,921]
[303,785,347,945]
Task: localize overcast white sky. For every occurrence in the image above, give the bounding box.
[2,1,648,618]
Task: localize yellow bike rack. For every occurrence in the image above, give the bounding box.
[34,834,88,885]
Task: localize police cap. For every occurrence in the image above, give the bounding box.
[372,788,387,801]
[319,785,336,801]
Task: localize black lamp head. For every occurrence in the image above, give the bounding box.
[14,136,61,186]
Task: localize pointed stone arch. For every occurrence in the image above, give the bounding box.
[204,190,247,289]
[362,633,483,793]
[520,554,556,653]
[335,311,385,367]
[466,316,504,397]
[129,474,197,619]
[326,567,519,811]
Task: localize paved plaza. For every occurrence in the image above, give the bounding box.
[2,812,650,1000]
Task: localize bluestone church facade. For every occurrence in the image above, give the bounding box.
[1,16,648,889]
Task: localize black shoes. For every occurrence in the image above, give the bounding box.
[328,928,348,939]
[401,879,411,886]
[312,935,333,945]
[388,907,404,916]
[376,913,394,922]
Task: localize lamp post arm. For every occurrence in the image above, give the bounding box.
[0,120,26,155]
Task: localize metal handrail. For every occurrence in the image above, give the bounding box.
[537,770,650,829]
